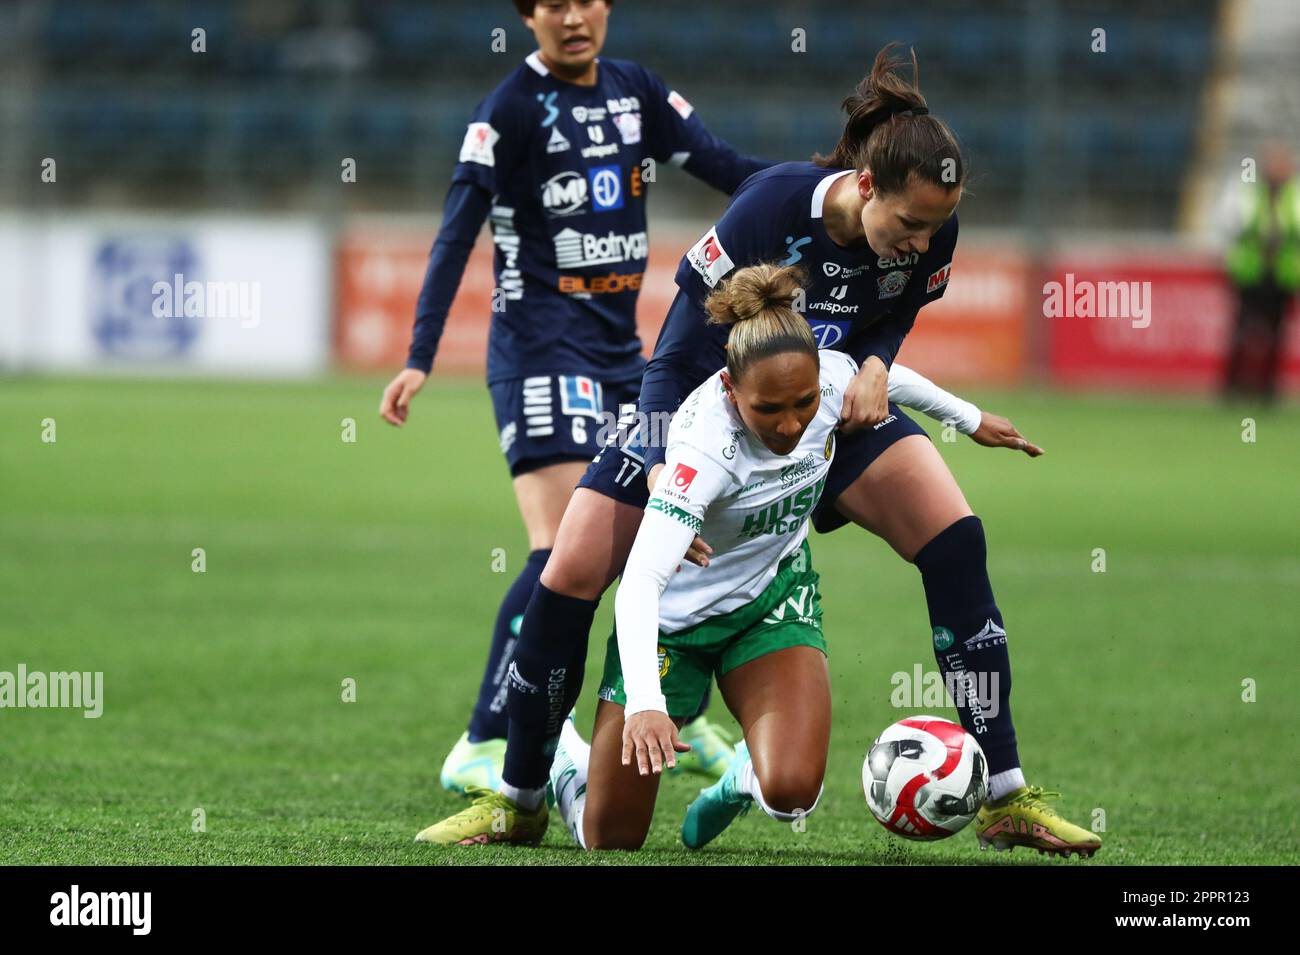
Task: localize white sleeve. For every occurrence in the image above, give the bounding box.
[887,363,983,435]
[614,443,733,717]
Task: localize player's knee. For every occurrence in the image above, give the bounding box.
[912,514,987,571]
[584,816,648,852]
[757,769,823,817]
[539,550,607,601]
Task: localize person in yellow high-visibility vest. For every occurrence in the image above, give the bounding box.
[1223,145,1300,400]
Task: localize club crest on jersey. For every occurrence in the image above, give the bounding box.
[686,227,734,288]
[613,112,642,144]
[559,376,603,418]
[927,262,952,293]
[669,463,698,491]
[657,645,671,678]
[824,432,834,460]
[877,269,911,299]
[459,122,499,167]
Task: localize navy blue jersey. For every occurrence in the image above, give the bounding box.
[638,161,959,431]
[408,51,770,383]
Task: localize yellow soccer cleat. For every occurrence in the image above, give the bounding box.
[974,786,1102,858]
[415,787,548,846]
[439,732,507,795]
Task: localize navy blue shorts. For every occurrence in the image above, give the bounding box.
[490,375,641,477]
[811,402,929,534]
[577,400,928,529]
[574,400,665,508]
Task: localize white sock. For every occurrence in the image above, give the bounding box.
[498,781,545,812]
[734,751,822,824]
[989,766,1026,802]
[551,719,592,849]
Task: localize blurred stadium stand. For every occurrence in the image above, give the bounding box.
[0,0,1221,229]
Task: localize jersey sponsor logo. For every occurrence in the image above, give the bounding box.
[546,125,571,154]
[780,234,812,265]
[823,261,871,278]
[927,261,952,293]
[878,252,920,268]
[607,96,641,114]
[541,171,588,216]
[667,90,694,120]
[537,91,560,127]
[559,376,604,418]
[459,122,499,167]
[588,165,623,212]
[580,141,619,159]
[877,269,911,299]
[557,270,643,295]
[963,618,1007,652]
[872,413,898,431]
[686,227,734,288]
[828,284,848,300]
[586,125,605,144]
[553,227,648,267]
[572,105,607,123]
[739,476,826,538]
[669,462,698,491]
[779,452,817,489]
[613,111,642,145]
[824,432,834,459]
[722,428,744,460]
[808,299,859,315]
[807,320,850,347]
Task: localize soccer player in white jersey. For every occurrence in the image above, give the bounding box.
[546,262,983,850]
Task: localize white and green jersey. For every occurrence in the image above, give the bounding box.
[613,352,981,716]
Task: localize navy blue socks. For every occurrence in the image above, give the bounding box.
[913,516,1020,776]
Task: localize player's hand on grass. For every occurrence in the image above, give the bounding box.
[970,411,1043,456]
[840,355,890,432]
[379,369,427,426]
[622,710,690,776]
[647,462,714,568]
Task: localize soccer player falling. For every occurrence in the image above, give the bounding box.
[416,36,1100,856]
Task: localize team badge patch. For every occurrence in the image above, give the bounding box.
[686,227,734,288]
[657,645,671,678]
[459,122,499,167]
[667,90,694,120]
[927,262,952,293]
[877,269,910,299]
[559,376,603,418]
[824,432,834,460]
[613,112,642,144]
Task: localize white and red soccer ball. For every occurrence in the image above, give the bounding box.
[863,716,988,840]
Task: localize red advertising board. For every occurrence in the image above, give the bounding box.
[334,227,1027,384]
[1046,251,1300,392]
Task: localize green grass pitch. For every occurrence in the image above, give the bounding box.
[1,375,1297,865]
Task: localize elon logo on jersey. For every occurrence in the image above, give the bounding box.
[807,320,851,348]
[670,463,698,491]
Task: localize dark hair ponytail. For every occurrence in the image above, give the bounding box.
[813,43,964,196]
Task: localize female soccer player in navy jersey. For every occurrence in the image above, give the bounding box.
[379,0,770,793]
[419,44,1100,858]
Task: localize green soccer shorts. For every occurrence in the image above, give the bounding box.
[598,540,826,719]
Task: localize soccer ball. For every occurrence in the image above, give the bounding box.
[863,715,988,840]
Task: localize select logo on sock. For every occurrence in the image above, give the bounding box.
[963,619,1007,652]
